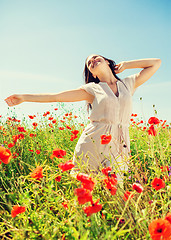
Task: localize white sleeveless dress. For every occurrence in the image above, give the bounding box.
[71,74,137,185]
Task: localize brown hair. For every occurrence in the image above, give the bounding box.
[83,55,128,113]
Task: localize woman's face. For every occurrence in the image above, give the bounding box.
[86,54,109,76]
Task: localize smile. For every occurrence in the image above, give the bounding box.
[93,61,100,68]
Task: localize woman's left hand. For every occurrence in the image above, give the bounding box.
[114,61,126,74]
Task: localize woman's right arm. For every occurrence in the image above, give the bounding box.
[4,88,94,107]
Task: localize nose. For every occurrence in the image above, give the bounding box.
[90,59,95,68]
[92,58,97,67]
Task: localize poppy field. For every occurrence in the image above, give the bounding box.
[0,104,171,240]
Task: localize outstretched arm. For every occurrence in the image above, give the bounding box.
[115,58,161,89]
[4,88,94,107]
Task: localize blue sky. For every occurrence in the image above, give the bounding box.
[0,0,170,124]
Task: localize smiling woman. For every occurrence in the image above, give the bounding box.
[4,54,161,188]
[70,55,161,187]
[87,55,102,68]
[83,54,127,112]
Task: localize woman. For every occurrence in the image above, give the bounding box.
[4,55,161,187]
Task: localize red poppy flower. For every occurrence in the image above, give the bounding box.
[48,117,53,120]
[30,166,43,180]
[17,127,26,132]
[50,148,66,159]
[160,166,169,172]
[148,125,157,136]
[71,130,79,135]
[70,135,78,141]
[132,183,143,193]
[76,173,95,191]
[59,127,65,130]
[100,134,112,144]
[19,134,25,139]
[28,149,34,152]
[110,185,117,195]
[165,212,171,224]
[103,178,113,189]
[36,150,40,155]
[66,125,71,130]
[28,115,35,119]
[12,135,19,143]
[8,143,15,148]
[103,177,117,195]
[32,122,38,128]
[58,160,75,172]
[11,205,26,218]
[0,146,12,164]
[15,134,24,141]
[74,187,93,205]
[123,191,134,201]
[29,133,36,137]
[52,120,56,124]
[131,113,137,117]
[149,218,171,240]
[54,108,58,111]
[101,166,112,176]
[108,175,117,185]
[148,117,160,125]
[83,199,102,217]
[62,202,68,209]
[55,175,62,182]
[151,178,165,190]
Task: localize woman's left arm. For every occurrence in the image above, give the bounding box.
[123,58,161,89]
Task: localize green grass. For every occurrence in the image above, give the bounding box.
[0,106,171,240]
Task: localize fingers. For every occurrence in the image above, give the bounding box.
[4,97,14,106]
[4,99,11,106]
[114,64,123,74]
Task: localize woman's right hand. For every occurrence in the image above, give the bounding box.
[4,94,25,107]
[114,61,126,74]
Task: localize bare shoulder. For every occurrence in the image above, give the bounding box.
[77,87,95,104]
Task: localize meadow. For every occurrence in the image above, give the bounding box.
[0,103,171,240]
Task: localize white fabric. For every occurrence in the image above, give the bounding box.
[71,74,137,186]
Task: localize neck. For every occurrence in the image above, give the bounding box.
[97,69,118,84]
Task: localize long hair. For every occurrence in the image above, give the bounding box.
[83,55,128,113]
